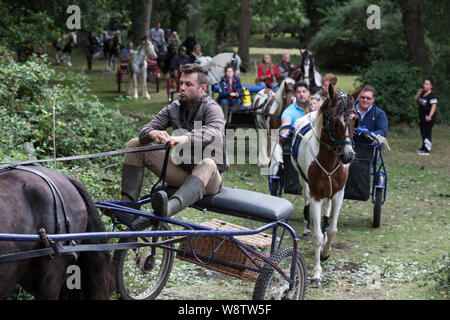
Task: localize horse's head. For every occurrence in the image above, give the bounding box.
[280,78,296,108]
[143,38,157,60]
[301,50,314,67]
[320,84,358,164]
[70,32,77,45]
[114,30,121,45]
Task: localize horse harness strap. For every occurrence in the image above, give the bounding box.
[308,144,342,199]
[291,123,342,198]
[0,164,71,235]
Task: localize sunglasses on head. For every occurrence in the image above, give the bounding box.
[360,96,373,100]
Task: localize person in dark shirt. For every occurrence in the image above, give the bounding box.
[414,76,438,155]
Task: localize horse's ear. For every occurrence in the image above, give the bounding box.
[351,87,362,101]
[328,83,337,104]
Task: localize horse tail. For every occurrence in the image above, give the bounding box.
[64,175,116,300]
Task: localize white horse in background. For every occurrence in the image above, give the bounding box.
[204,52,242,96]
[54,32,77,66]
[128,38,157,99]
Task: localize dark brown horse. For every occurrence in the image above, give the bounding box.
[0,165,115,299]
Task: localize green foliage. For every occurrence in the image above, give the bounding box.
[0,6,60,51]
[309,0,407,70]
[0,45,137,163]
[252,0,309,37]
[355,60,423,124]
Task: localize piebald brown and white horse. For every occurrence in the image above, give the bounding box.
[291,50,322,94]
[54,32,77,66]
[252,77,296,166]
[291,85,359,287]
[128,38,157,99]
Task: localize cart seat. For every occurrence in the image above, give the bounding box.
[161,186,293,222]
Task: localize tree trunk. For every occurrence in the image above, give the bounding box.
[142,0,153,37]
[215,18,226,54]
[301,0,321,43]
[131,0,152,42]
[238,0,252,72]
[397,0,430,69]
[186,0,197,35]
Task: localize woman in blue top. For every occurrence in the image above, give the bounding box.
[218,65,243,122]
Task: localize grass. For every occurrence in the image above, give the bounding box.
[51,49,449,300]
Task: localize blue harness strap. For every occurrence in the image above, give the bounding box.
[291,124,312,183]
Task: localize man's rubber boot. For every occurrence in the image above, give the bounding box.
[109,165,145,226]
[152,175,205,218]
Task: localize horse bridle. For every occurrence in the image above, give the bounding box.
[320,93,358,155]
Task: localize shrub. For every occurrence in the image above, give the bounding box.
[355,60,424,124]
[0,45,138,163]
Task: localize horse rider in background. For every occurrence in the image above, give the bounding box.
[86,32,101,70]
[258,54,280,90]
[170,46,191,91]
[278,53,295,81]
[120,41,136,73]
[150,22,167,54]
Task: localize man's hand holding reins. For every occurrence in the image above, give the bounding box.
[149,130,189,147]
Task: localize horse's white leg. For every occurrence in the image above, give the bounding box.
[132,74,139,99]
[302,186,312,238]
[67,54,72,67]
[142,71,150,100]
[55,51,61,64]
[310,197,324,287]
[321,189,345,261]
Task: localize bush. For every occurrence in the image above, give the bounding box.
[355,60,424,124]
[0,45,138,163]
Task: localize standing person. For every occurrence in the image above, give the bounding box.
[355,85,388,137]
[101,31,110,59]
[109,64,227,223]
[277,53,294,81]
[150,22,167,53]
[414,76,438,155]
[86,32,101,71]
[258,54,280,90]
[218,65,243,123]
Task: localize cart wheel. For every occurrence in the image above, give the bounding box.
[253,247,308,300]
[113,217,174,300]
[372,188,383,228]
